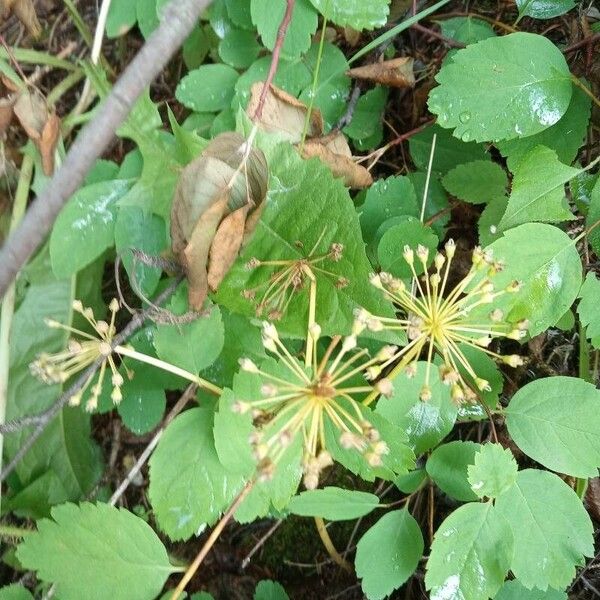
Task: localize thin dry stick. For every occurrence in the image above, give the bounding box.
[314,516,352,572]
[241,519,284,569]
[0,0,213,300]
[109,383,197,506]
[0,277,182,481]
[170,479,256,600]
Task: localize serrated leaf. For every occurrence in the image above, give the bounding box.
[251,0,318,59]
[506,376,600,477]
[308,0,389,30]
[439,16,496,45]
[467,443,517,499]
[287,487,379,520]
[426,441,481,501]
[516,0,576,19]
[425,502,513,600]
[356,509,423,600]
[375,361,457,455]
[153,284,224,375]
[428,32,572,143]
[176,64,239,112]
[442,160,507,204]
[495,580,567,600]
[578,272,600,346]
[49,180,132,277]
[149,407,245,540]
[482,223,582,337]
[496,469,593,589]
[254,581,290,600]
[215,144,394,337]
[498,145,578,231]
[16,502,174,600]
[497,84,591,172]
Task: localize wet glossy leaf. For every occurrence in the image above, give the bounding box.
[176,64,239,112]
[439,16,496,45]
[219,28,261,68]
[254,581,290,600]
[428,32,572,142]
[376,362,457,455]
[427,441,481,501]
[344,87,388,146]
[149,407,245,540]
[409,124,490,175]
[516,0,576,20]
[16,502,174,600]
[578,273,600,347]
[426,502,513,600]
[483,223,582,337]
[215,144,394,337]
[50,180,132,277]
[117,383,166,435]
[467,443,518,499]
[356,509,423,600]
[287,487,379,520]
[495,580,566,600]
[153,284,224,375]
[308,0,389,29]
[478,195,507,246]
[497,84,591,172]
[251,0,318,59]
[498,145,578,231]
[506,376,600,477]
[442,160,507,204]
[496,469,593,589]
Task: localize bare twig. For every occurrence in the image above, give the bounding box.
[0,0,213,300]
[241,519,283,569]
[334,85,361,131]
[0,277,183,481]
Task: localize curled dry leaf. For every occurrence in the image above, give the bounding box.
[171,132,268,310]
[247,82,323,143]
[347,57,415,88]
[585,477,600,523]
[13,90,61,174]
[300,132,372,189]
[0,0,41,37]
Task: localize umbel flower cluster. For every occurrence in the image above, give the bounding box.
[366,240,526,404]
[30,299,124,411]
[235,321,394,489]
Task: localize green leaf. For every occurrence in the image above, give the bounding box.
[425,502,513,600]
[428,32,572,142]
[136,0,158,39]
[483,223,582,336]
[114,206,166,297]
[442,160,507,204]
[478,195,507,246]
[344,87,388,147]
[153,284,224,375]
[467,443,518,499]
[182,26,210,70]
[409,124,490,175]
[251,0,318,59]
[585,178,600,256]
[16,502,174,600]
[219,28,261,68]
[394,468,427,493]
[497,84,591,172]
[287,487,379,520]
[225,0,253,29]
[496,469,593,589]
[50,180,132,277]
[375,361,457,455]
[308,0,389,29]
[254,581,290,600]
[426,441,481,501]
[406,172,450,238]
[498,145,578,231]
[106,0,137,37]
[438,16,496,45]
[215,144,394,337]
[176,64,239,112]
[505,376,600,477]
[377,219,439,278]
[149,407,245,540]
[578,272,600,346]
[117,383,166,435]
[0,585,34,600]
[356,509,423,600]
[495,580,567,600]
[516,0,575,19]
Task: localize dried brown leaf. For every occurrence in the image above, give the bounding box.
[247,82,323,143]
[0,0,41,37]
[347,57,415,88]
[586,477,600,523]
[0,96,15,136]
[39,112,60,175]
[13,90,47,141]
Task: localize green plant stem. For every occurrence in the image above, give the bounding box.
[0,524,32,538]
[61,0,94,47]
[0,153,34,515]
[47,70,85,108]
[113,345,222,396]
[0,48,76,71]
[579,324,592,383]
[314,516,352,572]
[571,74,600,109]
